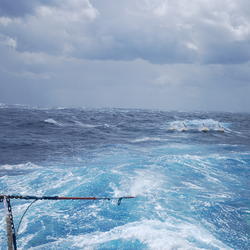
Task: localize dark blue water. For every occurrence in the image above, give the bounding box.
[0,104,249,249]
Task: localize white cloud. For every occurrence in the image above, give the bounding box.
[186,42,199,51]
[0,17,12,26]
[36,0,98,22]
[0,34,17,49]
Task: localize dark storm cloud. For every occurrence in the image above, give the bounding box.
[1,0,250,65]
[0,0,57,17]
[86,0,250,65]
[203,41,250,64]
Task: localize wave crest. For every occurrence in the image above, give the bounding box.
[0,162,42,176]
[168,119,227,132]
[44,118,62,126]
[131,137,167,143]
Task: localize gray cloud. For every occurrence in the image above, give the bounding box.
[0,0,250,111]
[0,0,58,17]
[1,0,250,64]
[1,42,249,111]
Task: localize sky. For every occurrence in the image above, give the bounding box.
[0,0,250,111]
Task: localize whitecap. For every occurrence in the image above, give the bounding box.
[131,137,167,143]
[44,118,62,126]
[0,162,42,177]
[167,119,227,132]
[74,120,98,128]
[110,166,166,197]
[0,103,7,108]
[103,123,110,128]
[0,162,41,171]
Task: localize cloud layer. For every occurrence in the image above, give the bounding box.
[0,0,250,111]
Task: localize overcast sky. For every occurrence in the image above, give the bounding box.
[0,0,250,111]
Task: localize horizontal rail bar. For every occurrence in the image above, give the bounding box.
[0,195,136,201]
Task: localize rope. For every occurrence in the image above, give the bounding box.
[16,199,37,236]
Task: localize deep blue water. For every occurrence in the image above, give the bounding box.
[0,104,249,249]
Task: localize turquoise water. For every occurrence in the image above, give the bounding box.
[0,106,249,249]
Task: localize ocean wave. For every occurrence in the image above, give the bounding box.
[110,166,166,197]
[0,162,42,176]
[0,103,7,108]
[0,109,249,249]
[44,118,62,126]
[43,119,111,129]
[73,120,99,128]
[131,137,167,143]
[68,219,231,249]
[167,119,227,132]
[0,162,41,170]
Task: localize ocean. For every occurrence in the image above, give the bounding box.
[0,104,249,249]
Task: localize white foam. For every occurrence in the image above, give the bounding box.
[131,137,167,143]
[168,119,227,132]
[199,126,210,132]
[0,103,7,108]
[0,163,80,195]
[55,107,68,110]
[182,181,203,190]
[64,219,232,250]
[0,162,41,171]
[110,166,166,198]
[44,118,62,126]
[74,120,98,128]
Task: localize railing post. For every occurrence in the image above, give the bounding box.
[3,196,17,250]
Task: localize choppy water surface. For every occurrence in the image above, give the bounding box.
[0,105,249,249]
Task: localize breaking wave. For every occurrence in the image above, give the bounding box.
[44,118,62,126]
[131,137,168,143]
[167,119,228,132]
[0,162,42,177]
[73,120,99,128]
